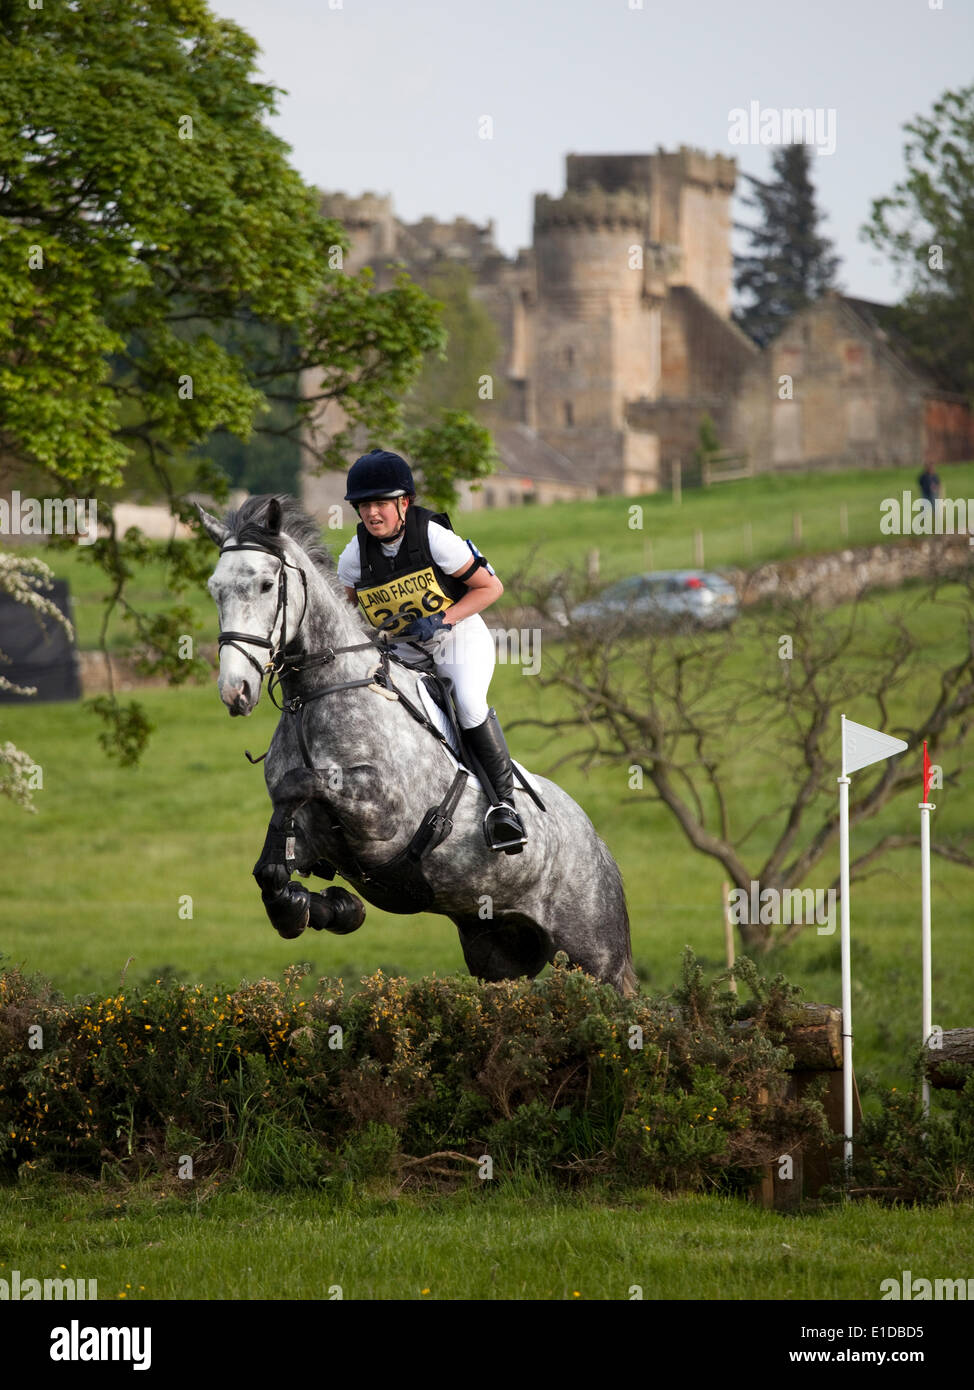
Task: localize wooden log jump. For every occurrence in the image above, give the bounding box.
[749,1003,860,1212]
[924,1028,974,1089]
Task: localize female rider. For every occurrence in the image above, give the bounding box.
[336,449,527,854]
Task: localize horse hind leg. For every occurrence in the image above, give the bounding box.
[453,912,549,984]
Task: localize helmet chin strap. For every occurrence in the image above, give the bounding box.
[387,495,407,541]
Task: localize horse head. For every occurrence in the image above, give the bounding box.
[198,495,312,717]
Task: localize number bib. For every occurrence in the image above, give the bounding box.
[355,564,450,636]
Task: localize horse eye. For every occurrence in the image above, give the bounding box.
[260,579,274,594]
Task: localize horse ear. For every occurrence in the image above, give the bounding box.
[265,496,283,536]
[195,503,228,546]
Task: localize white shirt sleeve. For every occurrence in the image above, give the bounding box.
[427,521,479,575]
[336,538,360,588]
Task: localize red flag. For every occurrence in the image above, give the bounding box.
[923,741,932,801]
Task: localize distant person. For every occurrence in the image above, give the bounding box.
[919,462,941,507]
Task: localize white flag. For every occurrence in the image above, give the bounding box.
[842,715,908,775]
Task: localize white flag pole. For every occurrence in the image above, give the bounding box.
[838,715,853,1176]
[920,742,935,1119]
[837,716,909,1177]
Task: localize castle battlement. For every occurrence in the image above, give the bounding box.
[318,190,393,229]
[534,186,650,233]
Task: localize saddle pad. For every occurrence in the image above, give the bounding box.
[417,675,468,765]
[416,675,546,806]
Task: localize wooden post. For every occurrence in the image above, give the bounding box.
[722,881,737,994]
[840,503,849,538]
[745,520,753,559]
[694,529,704,568]
[672,458,682,507]
[793,511,803,546]
[587,548,600,582]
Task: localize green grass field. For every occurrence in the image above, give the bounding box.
[3,463,973,1300]
[2,1179,972,1300]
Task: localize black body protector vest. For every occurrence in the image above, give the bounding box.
[354,505,484,638]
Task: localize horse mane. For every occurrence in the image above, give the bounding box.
[222,494,335,575]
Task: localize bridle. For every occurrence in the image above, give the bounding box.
[215,538,390,762]
[216,541,309,688]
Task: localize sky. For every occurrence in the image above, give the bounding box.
[209,0,973,305]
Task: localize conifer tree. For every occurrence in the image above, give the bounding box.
[734,144,841,347]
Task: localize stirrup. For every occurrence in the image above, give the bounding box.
[483,802,527,854]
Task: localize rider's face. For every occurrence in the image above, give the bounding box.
[359,496,408,539]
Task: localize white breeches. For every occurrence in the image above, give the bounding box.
[392,614,495,729]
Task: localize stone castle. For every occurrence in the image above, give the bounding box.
[301,150,971,519]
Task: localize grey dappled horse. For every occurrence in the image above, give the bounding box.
[199,495,636,996]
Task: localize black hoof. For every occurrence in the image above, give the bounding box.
[262,882,310,939]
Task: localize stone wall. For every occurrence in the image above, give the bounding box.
[726,533,971,608]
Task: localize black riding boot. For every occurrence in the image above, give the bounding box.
[464,709,528,854]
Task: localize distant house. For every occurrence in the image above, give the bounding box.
[728,291,974,473]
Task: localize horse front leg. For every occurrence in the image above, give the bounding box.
[252,812,366,940]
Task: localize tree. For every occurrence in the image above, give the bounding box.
[404,261,503,421]
[734,143,841,347]
[511,569,974,953]
[0,0,491,757]
[862,85,974,398]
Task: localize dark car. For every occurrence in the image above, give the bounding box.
[566,570,739,631]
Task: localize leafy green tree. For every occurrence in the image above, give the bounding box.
[405,261,503,420]
[862,85,974,397]
[0,0,490,758]
[401,261,503,509]
[734,143,841,347]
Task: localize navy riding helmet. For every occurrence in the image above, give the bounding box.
[344,449,416,504]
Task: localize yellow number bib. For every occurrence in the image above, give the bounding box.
[355,564,451,636]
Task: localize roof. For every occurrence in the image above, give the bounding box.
[836,295,960,396]
[489,423,595,492]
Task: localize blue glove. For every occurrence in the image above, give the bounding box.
[401,611,453,642]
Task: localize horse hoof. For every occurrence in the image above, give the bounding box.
[262,883,310,939]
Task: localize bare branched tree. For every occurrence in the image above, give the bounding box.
[510,566,974,952]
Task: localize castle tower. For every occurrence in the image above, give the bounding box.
[531,184,661,494]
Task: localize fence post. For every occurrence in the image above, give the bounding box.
[672,458,682,507]
[723,881,737,995]
[587,548,600,582]
[840,503,849,538]
[793,512,803,546]
[694,529,704,567]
